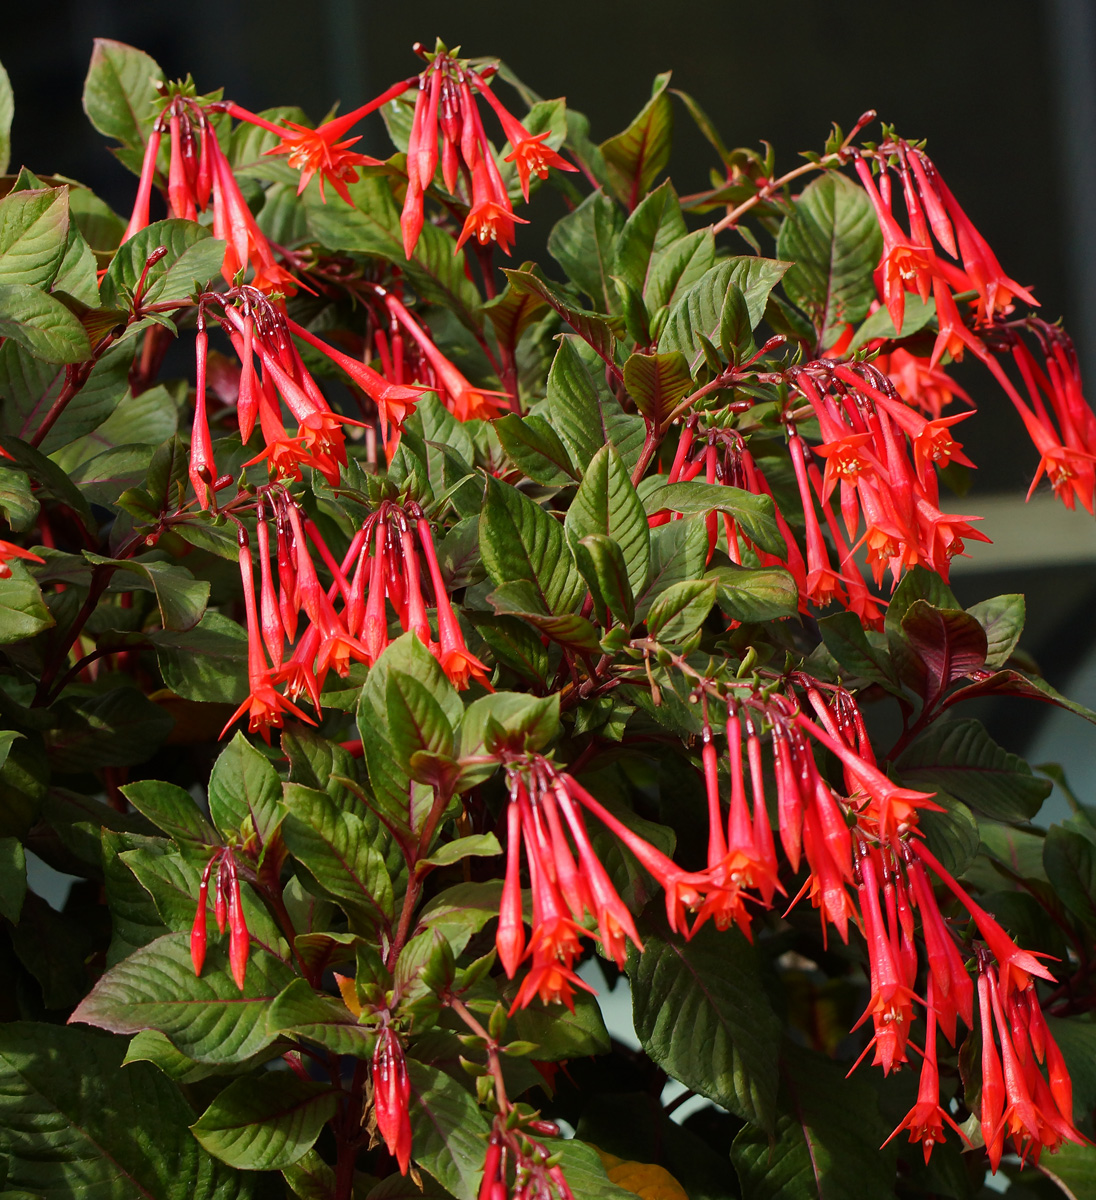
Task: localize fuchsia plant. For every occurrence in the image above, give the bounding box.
[0,34,1093,1200]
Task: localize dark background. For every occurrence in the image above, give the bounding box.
[6,0,1096,792]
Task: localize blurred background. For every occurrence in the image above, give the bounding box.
[5,0,1096,814]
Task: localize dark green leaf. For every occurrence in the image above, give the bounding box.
[502,267,617,370]
[267,977,375,1058]
[0,59,11,175]
[418,833,501,870]
[635,515,709,621]
[281,783,394,933]
[548,190,624,310]
[966,593,1025,669]
[208,731,284,844]
[0,568,53,642]
[564,443,650,596]
[482,264,550,350]
[0,835,26,922]
[645,578,716,642]
[494,413,578,485]
[777,173,882,342]
[151,610,249,705]
[574,533,636,627]
[709,562,798,623]
[100,219,225,310]
[645,479,784,557]
[71,933,296,1064]
[192,1074,338,1171]
[406,1062,492,1200]
[895,718,1051,822]
[481,475,585,614]
[900,600,987,704]
[45,686,173,771]
[1043,821,1096,932]
[386,668,456,783]
[83,552,209,632]
[918,791,980,878]
[0,1022,251,1199]
[730,1049,897,1199]
[121,778,219,848]
[0,186,70,289]
[488,579,602,652]
[629,919,780,1129]
[849,294,935,349]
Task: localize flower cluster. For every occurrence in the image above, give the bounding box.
[479,1115,574,1200]
[190,846,250,989]
[497,675,1082,1166]
[225,494,489,741]
[855,139,1096,512]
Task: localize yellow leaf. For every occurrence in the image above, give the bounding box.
[591,1147,688,1200]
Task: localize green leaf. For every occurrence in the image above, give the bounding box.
[629,920,780,1130]
[55,382,178,471]
[565,443,650,597]
[281,783,394,934]
[506,988,611,1060]
[613,181,689,300]
[545,336,614,469]
[0,567,53,642]
[600,72,673,209]
[623,351,693,426]
[502,267,617,370]
[0,1021,251,1199]
[121,778,219,847]
[192,1074,338,1171]
[574,533,636,627]
[69,443,157,505]
[0,187,70,289]
[481,475,585,614]
[635,516,709,621]
[267,978,375,1058]
[468,612,550,686]
[0,836,26,923]
[418,880,504,952]
[548,189,624,310]
[387,669,457,783]
[459,692,559,765]
[100,219,225,310]
[45,686,173,771]
[71,933,296,1064]
[817,610,902,694]
[645,479,784,557]
[52,222,102,308]
[730,1049,897,1199]
[83,552,209,632]
[918,792,980,878]
[1043,821,1096,932]
[418,833,502,871]
[208,731,284,844]
[0,282,91,363]
[82,39,164,154]
[488,579,602,653]
[494,413,578,485]
[0,339,133,452]
[1038,1140,1096,1199]
[645,578,716,642]
[777,172,882,342]
[483,263,550,350]
[0,465,37,531]
[0,59,11,176]
[849,293,935,348]
[895,718,1052,822]
[709,562,798,623]
[151,610,249,705]
[406,1062,492,1200]
[966,593,1025,669]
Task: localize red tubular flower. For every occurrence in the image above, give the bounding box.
[884,976,969,1162]
[470,70,577,200]
[905,859,973,1043]
[121,123,164,244]
[191,854,216,975]
[373,1026,412,1175]
[384,291,510,420]
[256,505,285,669]
[225,854,249,990]
[221,528,316,741]
[188,327,216,510]
[456,154,527,255]
[788,432,847,607]
[416,515,492,690]
[497,797,526,977]
[361,520,391,665]
[167,113,197,220]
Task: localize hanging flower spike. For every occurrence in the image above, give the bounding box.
[221,526,316,742]
[470,69,577,201]
[372,1026,412,1174]
[416,514,493,690]
[167,112,197,220]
